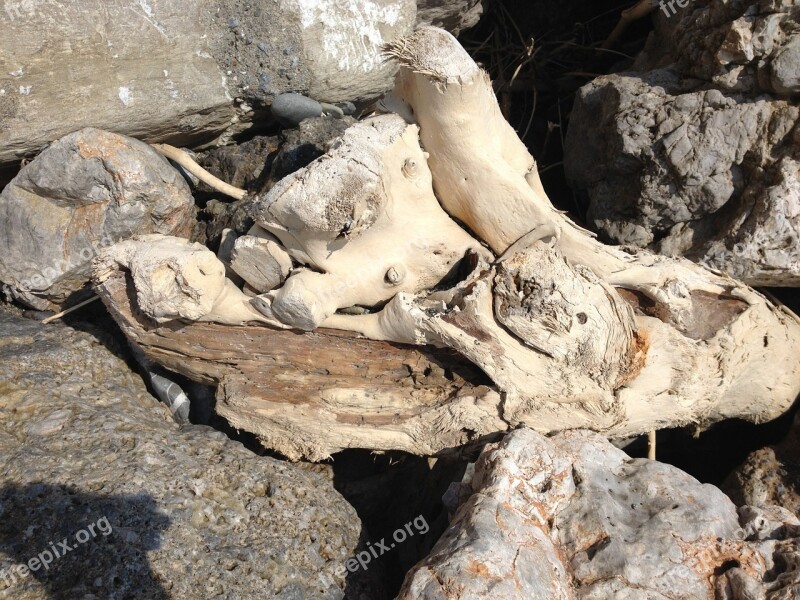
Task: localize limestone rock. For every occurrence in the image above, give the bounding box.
[398,428,800,599]
[0,128,196,310]
[0,0,483,167]
[724,412,800,516]
[564,0,800,286]
[0,306,363,599]
[1,0,241,165]
[416,0,483,35]
[643,0,800,96]
[565,72,800,286]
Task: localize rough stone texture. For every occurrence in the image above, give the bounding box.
[398,429,800,599]
[0,306,363,599]
[0,0,483,167]
[724,412,800,517]
[267,116,357,185]
[0,128,196,310]
[280,0,416,104]
[198,135,281,193]
[644,0,800,96]
[198,197,257,252]
[564,0,800,286]
[0,0,239,164]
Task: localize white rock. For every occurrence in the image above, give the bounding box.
[399,429,800,599]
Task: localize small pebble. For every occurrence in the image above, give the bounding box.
[258,73,272,93]
[337,101,356,116]
[270,93,322,128]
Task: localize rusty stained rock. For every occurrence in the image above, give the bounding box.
[398,429,800,599]
[0,128,196,310]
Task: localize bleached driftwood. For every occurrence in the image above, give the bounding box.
[94,235,281,327]
[93,27,800,460]
[248,115,490,330]
[230,234,293,294]
[93,262,499,461]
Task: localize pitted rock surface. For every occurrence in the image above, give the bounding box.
[0,307,362,599]
[398,429,800,599]
[565,0,800,286]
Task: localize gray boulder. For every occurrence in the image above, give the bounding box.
[564,0,800,286]
[398,429,800,599]
[0,128,196,310]
[724,411,800,517]
[0,306,362,599]
[0,0,483,167]
[640,0,800,96]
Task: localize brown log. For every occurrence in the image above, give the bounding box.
[94,268,501,460]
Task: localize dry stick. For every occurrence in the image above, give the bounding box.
[152,144,247,201]
[761,289,800,327]
[648,431,657,460]
[42,295,101,324]
[602,0,658,49]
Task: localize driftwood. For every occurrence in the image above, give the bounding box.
[94,265,499,460]
[94,27,800,460]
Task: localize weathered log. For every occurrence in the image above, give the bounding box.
[93,264,503,461]
[93,27,800,460]
[249,115,490,330]
[94,238,800,460]
[94,235,276,327]
[229,234,293,294]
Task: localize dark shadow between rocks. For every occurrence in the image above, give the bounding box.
[332,450,476,599]
[0,484,170,599]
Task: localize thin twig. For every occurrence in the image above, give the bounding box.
[648,430,657,460]
[152,144,247,201]
[602,0,658,49]
[521,87,538,142]
[42,295,101,324]
[537,161,563,175]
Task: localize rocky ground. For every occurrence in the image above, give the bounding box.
[0,304,371,599]
[1,1,799,599]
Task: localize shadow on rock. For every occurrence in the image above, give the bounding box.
[0,484,170,599]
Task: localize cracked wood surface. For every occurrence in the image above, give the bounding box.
[95,269,503,460]
[92,27,800,460]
